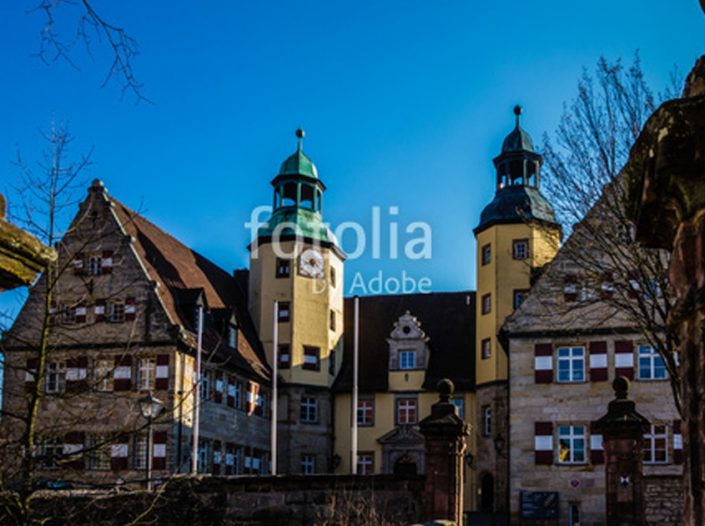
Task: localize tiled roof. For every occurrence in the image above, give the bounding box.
[109,197,270,381]
[333,292,476,392]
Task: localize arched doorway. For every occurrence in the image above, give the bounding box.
[481,473,494,513]
[393,454,418,476]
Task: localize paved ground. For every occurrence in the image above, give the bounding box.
[464,512,509,525]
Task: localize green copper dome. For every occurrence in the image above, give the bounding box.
[278,129,318,178]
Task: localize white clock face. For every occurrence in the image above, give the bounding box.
[299,248,325,279]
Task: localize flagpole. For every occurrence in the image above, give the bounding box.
[351,295,359,474]
[191,304,203,474]
[271,300,279,475]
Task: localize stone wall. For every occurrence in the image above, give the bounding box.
[644,475,683,526]
[18,474,424,526]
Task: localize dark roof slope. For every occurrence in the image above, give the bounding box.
[334,292,476,392]
[109,196,270,381]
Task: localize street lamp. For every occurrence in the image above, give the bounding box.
[139,391,164,490]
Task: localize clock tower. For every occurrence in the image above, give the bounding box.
[249,129,345,473]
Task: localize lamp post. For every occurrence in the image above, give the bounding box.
[139,392,164,490]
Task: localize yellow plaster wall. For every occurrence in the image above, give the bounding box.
[475,224,559,386]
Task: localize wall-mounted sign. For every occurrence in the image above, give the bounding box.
[520,491,560,520]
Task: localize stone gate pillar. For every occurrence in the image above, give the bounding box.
[596,377,649,526]
[419,379,470,524]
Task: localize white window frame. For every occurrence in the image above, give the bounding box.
[87,255,102,276]
[94,359,113,392]
[200,369,213,400]
[452,398,464,419]
[399,350,415,370]
[39,438,63,469]
[136,357,156,391]
[45,362,66,394]
[86,435,111,470]
[396,397,417,425]
[481,338,491,359]
[133,435,148,470]
[357,398,374,426]
[197,439,211,473]
[301,396,318,423]
[556,346,586,383]
[637,344,667,381]
[513,239,529,260]
[228,325,238,349]
[357,452,374,475]
[482,406,492,437]
[644,424,669,464]
[557,425,587,465]
[108,302,125,323]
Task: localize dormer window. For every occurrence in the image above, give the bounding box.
[228,325,238,349]
[399,350,415,370]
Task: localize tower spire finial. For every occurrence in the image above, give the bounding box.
[513,105,523,127]
[296,128,305,151]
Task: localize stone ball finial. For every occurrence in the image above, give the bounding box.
[295,128,305,139]
[437,378,455,399]
[613,376,630,399]
[513,104,523,116]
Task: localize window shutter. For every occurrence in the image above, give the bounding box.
[155,354,169,390]
[153,431,167,470]
[101,250,113,274]
[389,350,398,371]
[214,371,224,404]
[94,299,106,322]
[213,440,222,475]
[25,357,38,393]
[614,340,635,380]
[534,421,554,465]
[75,303,87,324]
[63,431,85,469]
[673,420,683,464]
[227,375,235,408]
[589,341,608,382]
[66,356,88,392]
[113,356,132,391]
[73,253,85,275]
[563,274,578,302]
[110,440,129,470]
[590,421,604,464]
[534,343,553,383]
[225,442,235,475]
[125,296,136,321]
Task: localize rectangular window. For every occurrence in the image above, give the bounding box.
[330,266,337,288]
[300,396,319,423]
[87,255,102,276]
[557,346,586,383]
[482,405,492,437]
[133,435,147,470]
[558,425,587,464]
[86,435,110,470]
[357,452,374,475]
[278,302,290,322]
[38,438,63,469]
[481,338,491,360]
[275,258,290,278]
[278,344,291,369]
[513,239,529,260]
[481,293,491,315]
[301,454,315,475]
[197,439,211,473]
[399,350,415,370]
[200,369,213,400]
[61,305,76,325]
[396,397,417,425]
[638,345,667,380]
[329,349,336,375]
[644,424,668,464]
[513,289,529,310]
[357,398,375,426]
[452,398,464,419]
[228,325,238,349]
[329,309,336,331]
[136,357,156,391]
[94,359,113,392]
[108,302,125,323]
[481,244,491,266]
[45,362,66,394]
[303,346,321,371]
[234,381,243,410]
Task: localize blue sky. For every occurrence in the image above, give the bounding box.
[1,1,703,318]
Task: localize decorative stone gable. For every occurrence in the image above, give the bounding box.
[387,311,430,371]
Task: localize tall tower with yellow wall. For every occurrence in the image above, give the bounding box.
[249,129,345,474]
[472,107,561,513]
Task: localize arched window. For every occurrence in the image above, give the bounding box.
[526,161,537,187]
[300,184,315,210]
[509,160,523,186]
